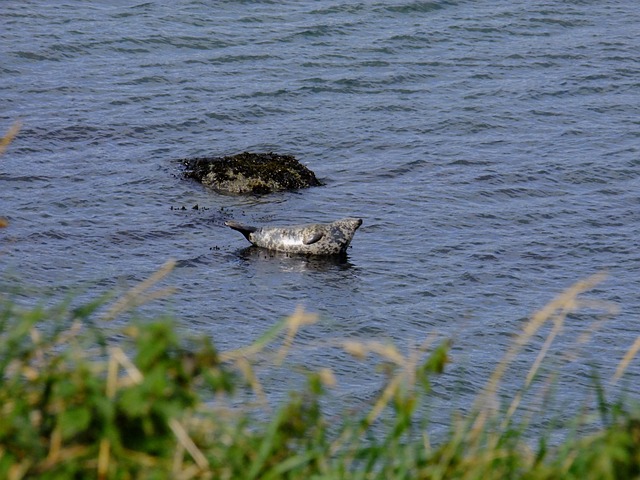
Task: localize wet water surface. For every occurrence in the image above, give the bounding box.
[2,0,640,431]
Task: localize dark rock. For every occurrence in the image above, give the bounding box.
[182,152,323,195]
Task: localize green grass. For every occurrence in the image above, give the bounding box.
[3,121,639,478]
[1,261,639,479]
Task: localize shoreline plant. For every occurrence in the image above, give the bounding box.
[0,261,639,479]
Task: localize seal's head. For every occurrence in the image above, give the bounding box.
[334,217,363,234]
[326,218,362,255]
[335,217,362,232]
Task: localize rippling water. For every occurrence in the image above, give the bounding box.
[2,1,640,432]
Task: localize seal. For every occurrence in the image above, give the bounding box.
[225,217,362,255]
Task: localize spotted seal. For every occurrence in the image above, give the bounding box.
[225,217,362,255]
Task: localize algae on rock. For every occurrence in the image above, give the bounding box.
[182,152,322,195]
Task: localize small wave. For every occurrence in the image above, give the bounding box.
[382,1,453,14]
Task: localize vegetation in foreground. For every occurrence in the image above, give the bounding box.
[0,262,639,480]
[2,124,640,478]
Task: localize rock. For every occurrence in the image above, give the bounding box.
[182,152,323,195]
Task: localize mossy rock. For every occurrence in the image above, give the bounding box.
[182,152,323,195]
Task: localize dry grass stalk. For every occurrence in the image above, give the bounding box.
[613,335,640,383]
[218,342,267,363]
[216,306,322,408]
[318,368,336,388]
[168,418,209,471]
[172,440,185,477]
[100,259,177,321]
[327,334,439,459]
[2,122,20,227]
[275,305,319,365]
[97,438,110,480]
[343,340,405,365]
[474,272,609,428]
[98,347,140,478]
[1,120,18,234]
[219,306,317,364]
[369,336,437,425]
[36,445,88,475]
[45,427,63,469]
[103,344,210,476]
[110,347,143,386]
[236,357,268,407]
[8,458,32,480]
[366,373,405,427]
[0,121,20,156]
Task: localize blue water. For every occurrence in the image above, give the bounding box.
[2,1,640,434]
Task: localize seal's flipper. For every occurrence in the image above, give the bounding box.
[225,220,257,241]
[303,231,324,245]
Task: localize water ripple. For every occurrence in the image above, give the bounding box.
[2,0,639,427]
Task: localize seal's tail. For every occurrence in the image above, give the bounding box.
[225,220,256,241]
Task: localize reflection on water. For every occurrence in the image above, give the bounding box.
[236,246,356,273]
